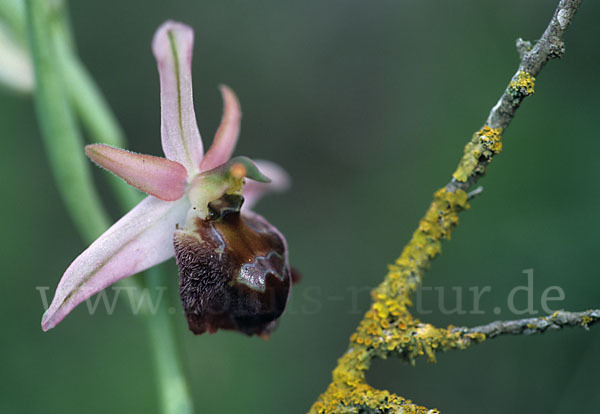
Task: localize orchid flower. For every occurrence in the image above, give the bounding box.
[41,21,293,337]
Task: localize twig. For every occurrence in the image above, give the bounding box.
[367,310,600,366]
[453,310,600,339]
[467,186,484,200]
[516,38,533,60]
[446,0,582,194]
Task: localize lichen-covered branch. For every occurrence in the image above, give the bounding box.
[348,309,600,366]
[311,310,599,414]
[448,0,582,194]
[488,0,580,128]
[452,310,600,339]
[310,1,586,413]
[354,310,600,365]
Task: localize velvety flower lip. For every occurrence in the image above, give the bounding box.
[41,20,290,332]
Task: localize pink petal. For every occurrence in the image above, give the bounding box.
[199,85,241,171]
[86,144,187,201]
[41,196,190,331]
[243,160,290,210]
[152,21,203,175]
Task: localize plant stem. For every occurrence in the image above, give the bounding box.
[25,0,109,242]
[145,266,194,414]
[49,9,141,211]
[0,0,26,39]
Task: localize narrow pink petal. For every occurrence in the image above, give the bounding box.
[41,196,190,331]
[86,144,187,201]
[243,160,290,210]
[199,85,241,171]
[152,21,203,175]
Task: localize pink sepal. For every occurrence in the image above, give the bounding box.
[86,144,187,201]
[200,85,241,171]
[152,21,204,174]
[41,196,190,331]
[243,159,290,209]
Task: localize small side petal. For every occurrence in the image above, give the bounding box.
[152,21,203,175]
[199,85,241,171]
[86,144,187,201]
[243,160,290,210]
[41,196,190,331]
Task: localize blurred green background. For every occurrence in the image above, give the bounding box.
[2,0,599,412]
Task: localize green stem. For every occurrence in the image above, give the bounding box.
[50,14,141,211]
[26,1,194,412]
[145,266,194,414]
[25,0,109,242]
[0,0,26,39]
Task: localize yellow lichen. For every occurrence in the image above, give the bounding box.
[478,126,503,154]
[311,382,438,414]
[309,187,479,413]
[452,126,503,182]
[509,71,535,96]
[310,322,486,412]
